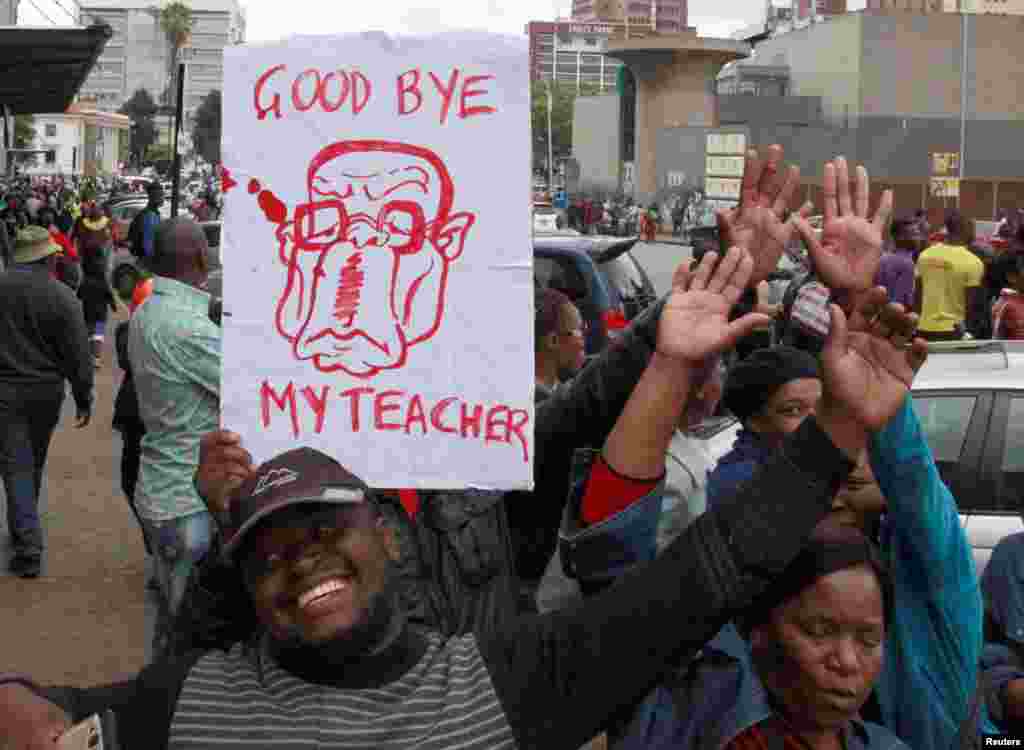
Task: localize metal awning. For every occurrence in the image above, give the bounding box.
[0,24,113,115]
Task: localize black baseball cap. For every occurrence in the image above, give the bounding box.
[222,447,371,562]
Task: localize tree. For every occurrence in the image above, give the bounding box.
[192,89,221,165]
[158,1,193,107]
[120,88,159,167]
[530,81,602,177]
[13,115,35,148]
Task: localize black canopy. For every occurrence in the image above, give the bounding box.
[0,24,113,115]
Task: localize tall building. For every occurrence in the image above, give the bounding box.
[867,0,1024,12]
[0,0,19,25]
[526,20,623,91]
[77,0,244,131]
[572,0,689,33]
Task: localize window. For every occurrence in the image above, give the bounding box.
[911,395,977,496]
[996,397,1024,510]
[912,396,976,463]
[599,254,654,320]
[45,124,57,137]
[534,255,588,304]
[45,150,55,164]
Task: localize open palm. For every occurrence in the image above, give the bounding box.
[717,145,808,286]
[658,248,771,364]
[822,290,926,431]
[794,157,893,293]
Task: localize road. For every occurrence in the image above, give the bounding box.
[0,305,153,685]
[630,238,694,296]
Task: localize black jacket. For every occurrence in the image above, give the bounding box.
[167,300,669,654]
[0,263,93,409]
[34,414,851,750]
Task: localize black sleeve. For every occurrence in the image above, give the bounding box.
[51,285,94,411]
[478,416,853,750]
[531,299,662,528]
[32,651,202,750]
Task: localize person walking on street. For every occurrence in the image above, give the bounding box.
[74,204,116,367]
[128,217,220,657]
[0,227,93,579]
[127,183,164,261]
[915,210,985,342]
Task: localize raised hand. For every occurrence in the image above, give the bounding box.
[794,157,893,293]
[657,247,772,364]
[195,430,255,522]
[821,287,927,433]
[716,144,811,286]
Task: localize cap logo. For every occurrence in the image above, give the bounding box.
[253,467,299,496]
[321,486,365,503]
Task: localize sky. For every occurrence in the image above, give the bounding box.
[19,0,783,40]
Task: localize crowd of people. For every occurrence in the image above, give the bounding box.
[3,145,1024,749]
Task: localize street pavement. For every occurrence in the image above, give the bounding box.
[0,304,154,685]
[630,237,694,296]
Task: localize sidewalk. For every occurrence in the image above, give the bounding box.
[0,306,152,685]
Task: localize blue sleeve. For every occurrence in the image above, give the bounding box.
[559,449,663,588]
[869,395,978,593]
[705,460,758,511]
[869,395,986,730]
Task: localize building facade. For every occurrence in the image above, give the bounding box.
[77,0,244,136]
[571,0,688,33]
[0,0,19,25]
[526,20,623,91]
[22,104,129,176]
[868,0,1024,13]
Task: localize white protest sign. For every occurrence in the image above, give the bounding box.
[220,32,534,490]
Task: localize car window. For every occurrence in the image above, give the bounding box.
[911,395,976,478]
[997,397,1024,510]
[534,255,588,304]
[599,253,654,319]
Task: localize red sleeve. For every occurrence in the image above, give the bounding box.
[52,231,77,259]
[1006,302,1024,340]
[579,455,661,527]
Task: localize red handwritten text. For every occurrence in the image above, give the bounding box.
[260,380,530,462]
[254,65,372,120]
[396,68,498,124]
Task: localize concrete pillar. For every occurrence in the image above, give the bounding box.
[607,33,747,203]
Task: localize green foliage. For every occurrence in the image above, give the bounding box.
[530,81,603,169]
[120,88,159,166]
[13,115,35,149]
[191,90,221,165]
[146,142,173,162]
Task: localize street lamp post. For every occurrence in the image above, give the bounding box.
[546,81,554,194]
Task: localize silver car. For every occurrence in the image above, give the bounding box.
[702,340,1024,575]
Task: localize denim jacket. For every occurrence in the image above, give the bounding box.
[561,396,984,749]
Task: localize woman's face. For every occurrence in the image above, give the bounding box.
[751,566,886,733]
[748,378,823,443]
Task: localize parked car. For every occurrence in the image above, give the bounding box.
[534,234,658,355]
[704,339,1024,575]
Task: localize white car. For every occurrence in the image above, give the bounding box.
[702,340,1024,575]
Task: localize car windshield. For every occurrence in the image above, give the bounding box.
[599,252,655,319]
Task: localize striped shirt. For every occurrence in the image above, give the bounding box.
[170,632,515,750]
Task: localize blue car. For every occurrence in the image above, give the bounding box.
[533,235,658,355]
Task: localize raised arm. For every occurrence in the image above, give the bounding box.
[482,272,924,750]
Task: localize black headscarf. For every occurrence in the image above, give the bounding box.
[741,522,893,634]
[723,346,821,422]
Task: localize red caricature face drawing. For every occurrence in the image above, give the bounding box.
[273,141,475,377]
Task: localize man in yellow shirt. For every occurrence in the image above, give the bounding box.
[915,211,985,341]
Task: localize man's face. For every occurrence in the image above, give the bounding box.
[556,302,587,377]
[242,505,399,645]
[278,143,472,377]
[751,566,886,732]
[830,454,886,530]
[748,378,822,442]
